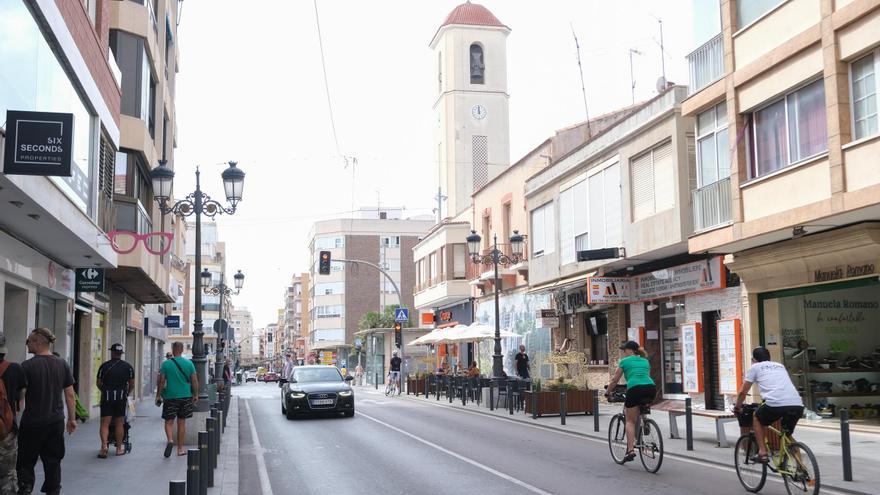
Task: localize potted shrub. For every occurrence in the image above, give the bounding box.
[523,377,595,418]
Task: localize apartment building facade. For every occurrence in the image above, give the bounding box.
[683,0,880,418]
[230,307,253,366]
[307,211,432,369]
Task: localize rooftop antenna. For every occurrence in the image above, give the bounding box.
[433,187,447,224]
[570,23,592,139]
[628,48,642,104]
[649,14,667,90]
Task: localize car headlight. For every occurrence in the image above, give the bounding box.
[338,390,352,397]
[289,392,306,399]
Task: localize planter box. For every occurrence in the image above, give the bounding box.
[523,389,595,417]
[407,378,427,395]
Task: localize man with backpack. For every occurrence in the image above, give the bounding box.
[96,343,135,458]
[0,334,26,493]
[157,342,198,457]
[17,328,76,495]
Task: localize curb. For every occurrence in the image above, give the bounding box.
[393,391,871,495]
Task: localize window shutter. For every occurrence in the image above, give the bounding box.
[573,180,589,240]
[631,151,654,220]
[604,163,622,247]
[543,203,555,254]
[588,173,605,249]
[453,244,466,279]
[531,207,545,255]
[653,141,675,212]
[559,187,575,264]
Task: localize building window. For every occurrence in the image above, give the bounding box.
[586,314,608,364]
[530,202,555,257]
[736,0,782,29]
[696,102,730,186]
[631,141,674,221]
[559,179,588,265]
[314,282,344,295]
[588,163,621,251]
[381,236,400,247]
[851,52,878,140]
[469,43,484,84]
[314,236,344,250]
[429,252,438,284]
[453,244,466,279]
[747,79,827,179]
[315,305,343,318]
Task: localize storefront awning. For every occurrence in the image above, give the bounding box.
[527,272,594,294]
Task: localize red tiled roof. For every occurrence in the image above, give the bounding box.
[440,2,507,29]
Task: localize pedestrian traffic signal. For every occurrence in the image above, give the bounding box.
[394,322,402,348]
[319,250,331,275]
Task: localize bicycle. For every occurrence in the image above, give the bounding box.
[606,386,664,473]
[384,371,401,396]
[733,404,820,495]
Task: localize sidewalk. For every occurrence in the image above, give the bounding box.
[31,396,239,495]
[374,386,877,495]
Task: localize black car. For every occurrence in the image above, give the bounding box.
[281,365,355,419]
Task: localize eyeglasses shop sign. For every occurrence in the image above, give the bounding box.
[3,110,74,177]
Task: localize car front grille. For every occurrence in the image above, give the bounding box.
[307,392,338,409]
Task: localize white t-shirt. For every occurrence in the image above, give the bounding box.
[745,361,803,407]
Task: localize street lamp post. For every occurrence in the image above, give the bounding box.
[203,268,244,387]
[151,160,245,411]
[465,230,524,381]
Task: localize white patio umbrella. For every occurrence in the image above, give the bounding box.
[465,322,521,341]
[410,328,447,346]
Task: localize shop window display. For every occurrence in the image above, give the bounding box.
[660,296,686,395]
[762,280,880,422]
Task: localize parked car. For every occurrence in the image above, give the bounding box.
[245,371,257,383]
[263,372,279,383]
[281,365,354,419]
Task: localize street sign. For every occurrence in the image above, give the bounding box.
[394,308,409,323]
[165,315,181,328]
[213,319,229,337]
[75,267,104,292]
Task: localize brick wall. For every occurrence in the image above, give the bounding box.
[54,0,121,126]
[344,235,379,343]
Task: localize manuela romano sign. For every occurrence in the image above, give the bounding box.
[813,263,875,283]
[3,110,74,177]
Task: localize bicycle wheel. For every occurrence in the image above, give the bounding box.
[638,418,664,473]
[607,414,627,464]
[783,442,820,495]
[734,434,767,493]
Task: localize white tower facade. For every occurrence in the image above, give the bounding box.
[431,2,511,219]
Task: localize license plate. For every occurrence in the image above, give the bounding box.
[310,399,334,405]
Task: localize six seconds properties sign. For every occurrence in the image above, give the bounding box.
[3,110,74,176]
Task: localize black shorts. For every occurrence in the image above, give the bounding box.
[162,398,194,420]
[100,399,127,418]
[755,404,804,433]
[624,384,656,408]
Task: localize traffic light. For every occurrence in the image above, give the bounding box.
[394,322,402,348]
[319,250,332,275]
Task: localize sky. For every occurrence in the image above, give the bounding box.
[172,0,700,328]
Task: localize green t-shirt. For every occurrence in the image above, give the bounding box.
[160,357,196,400]
[619,355,654,389]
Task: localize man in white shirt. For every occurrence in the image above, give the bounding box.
[734,347,804,462]
[282,354,294,382]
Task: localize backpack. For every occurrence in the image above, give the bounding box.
[0,361,15,439]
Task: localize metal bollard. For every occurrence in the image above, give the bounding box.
[462,382,467,406]
[186,449,200,495]
[198,431,209,495]
[449,378,453,403]
[560,390,567,425]
[593,389,600,432]
[424,375,429,398]
[375,373,378,390]
[841,408,853,481]
[532,387,538,419]
[489,381,495,411]
[218,409,225,438]
[205,418,217,482]
[403,373,408,394]
[685,397,694,451]
[169,480,186,495]
[210,408,220,456]
[508,383,514,415]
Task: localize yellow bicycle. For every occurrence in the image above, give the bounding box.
[734,405,819,495]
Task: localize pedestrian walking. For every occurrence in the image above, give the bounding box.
[0,333,26,494]
[96,343,134,458]
[354,364,364,386]
[17,328,76,495]
[514,345,530,379]
[282,354,293,381]
[157,342,198,458]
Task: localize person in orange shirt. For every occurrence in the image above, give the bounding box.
[466,361,480,378]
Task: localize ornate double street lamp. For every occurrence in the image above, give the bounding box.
[151,160,245,411]
[465,230,524,381]
[202,268,244,387]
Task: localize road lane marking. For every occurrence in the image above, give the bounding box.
[358,411,553,495]
[245,399,274,495]
[381,397,855,495]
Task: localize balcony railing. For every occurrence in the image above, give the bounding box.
[687,33,724,95]
[693,177,732,232]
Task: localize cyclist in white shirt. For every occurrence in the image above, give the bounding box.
[734,347,804,463]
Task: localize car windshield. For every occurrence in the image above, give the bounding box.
[292,368,342,383]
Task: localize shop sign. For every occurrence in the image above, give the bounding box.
[165,315,181,328]
[813,263,875,283]
[633,257,724,301]
[587,277,631,304]
[561,288,589,313]
[681,322,703,393]
[717,319,743,395]
[536,317,559,328]
[75,267,104,292]
[3,110,74,176]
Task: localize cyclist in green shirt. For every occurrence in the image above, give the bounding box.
[605,341,656,463]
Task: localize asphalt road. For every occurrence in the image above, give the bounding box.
[236,382,820,495]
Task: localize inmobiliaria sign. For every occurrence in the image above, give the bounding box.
[586,256,725,304]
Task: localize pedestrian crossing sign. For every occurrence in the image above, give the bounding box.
[394,308,409,323]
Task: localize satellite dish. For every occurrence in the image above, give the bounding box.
[655,76,668,93]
